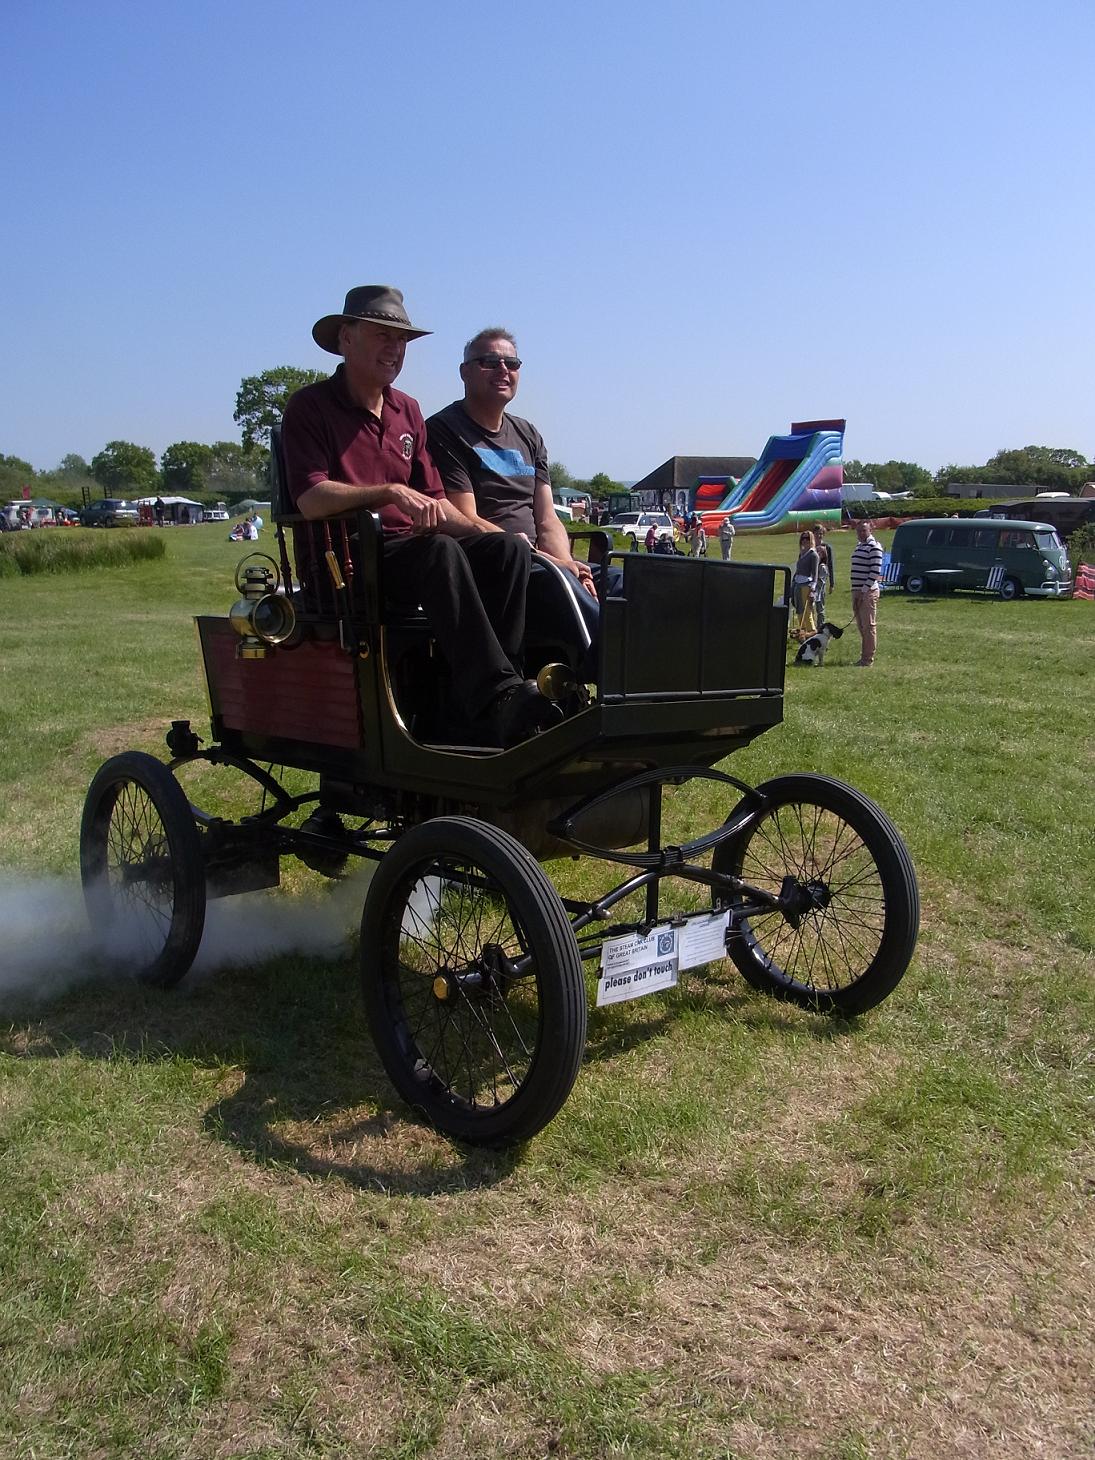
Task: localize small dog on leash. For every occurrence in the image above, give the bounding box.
[793,621,844,667]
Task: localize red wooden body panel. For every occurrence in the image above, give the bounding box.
[202,620,364,750]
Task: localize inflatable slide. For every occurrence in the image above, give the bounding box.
[693,419,845,533]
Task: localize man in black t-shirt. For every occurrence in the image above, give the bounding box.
[426,329,593,587]
[427,328,612,676]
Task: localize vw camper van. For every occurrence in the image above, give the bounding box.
[890,519,1072,599]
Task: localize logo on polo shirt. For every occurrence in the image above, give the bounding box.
[400,433,414,460]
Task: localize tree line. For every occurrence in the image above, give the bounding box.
[3,366,1091,507]
[0,366,326,506]
[844,445,1093,497]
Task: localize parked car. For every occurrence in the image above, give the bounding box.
[603,510,676,550]
[79,498,139,527]
[203,502,230,522]
[972,497,1095,537]
[890,518,1072,599]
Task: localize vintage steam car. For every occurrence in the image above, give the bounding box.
[80,436,919,1146]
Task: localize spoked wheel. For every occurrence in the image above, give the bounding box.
[361,817,587,1146]
[713,774,919,1015]
[80,752,206,987]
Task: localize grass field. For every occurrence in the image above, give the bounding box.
[1,524,1093,1459]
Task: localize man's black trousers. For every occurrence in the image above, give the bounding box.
[382,532,530,718]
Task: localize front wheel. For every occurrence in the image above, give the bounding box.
[361,818,587,1146]
[80,752,206,986]
[904,574,926,595]
[713,774,919,1015]
[1000,576,1022,600]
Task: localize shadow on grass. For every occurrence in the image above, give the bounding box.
[0,954,521,1196]
[899,593,1037,608]
[580,971,860,1067]
[2,953,860,1194]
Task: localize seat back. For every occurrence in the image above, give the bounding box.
[268,421,381,622]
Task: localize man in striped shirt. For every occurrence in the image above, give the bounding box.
[850,519,884,666]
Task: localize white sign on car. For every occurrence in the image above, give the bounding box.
[595,911,729,1006]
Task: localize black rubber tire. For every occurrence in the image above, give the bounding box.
[361,817,587,1146]
[713,774,919,1015]
[904,574,926,595]
[1000,576,1022,600]
[80,752,206,987]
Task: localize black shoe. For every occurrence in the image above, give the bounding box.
[489,680,563,747]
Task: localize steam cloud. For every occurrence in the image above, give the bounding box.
[0,870,374,1006]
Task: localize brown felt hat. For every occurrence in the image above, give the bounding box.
[311,285,431,355]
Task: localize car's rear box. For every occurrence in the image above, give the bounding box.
[196,555,788,813]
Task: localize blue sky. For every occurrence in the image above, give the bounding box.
[4,0,1093,477]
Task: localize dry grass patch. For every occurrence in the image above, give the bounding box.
[85,715,180,759]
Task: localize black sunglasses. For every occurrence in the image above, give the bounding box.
[470,353,522,371]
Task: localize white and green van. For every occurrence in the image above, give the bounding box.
[890,518,1072,599]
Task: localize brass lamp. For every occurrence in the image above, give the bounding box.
[229,554,296,659]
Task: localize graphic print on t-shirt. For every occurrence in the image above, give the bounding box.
[475,447,536,478]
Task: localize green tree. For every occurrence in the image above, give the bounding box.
[91,441,159,495]
[0,453,36,497]
[842,459,933,495]
[990,445,1087,471]
[940,449,1092,496]
[936,445,1090,495]
[208,440,266,497]
[55,453,90,477]
[548,461,575,491]
[234,366,327,452]
[589,471,623,495]
[984,445,1089,491]
[160,441,214,495]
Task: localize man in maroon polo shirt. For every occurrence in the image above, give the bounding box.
[280,285,558,746]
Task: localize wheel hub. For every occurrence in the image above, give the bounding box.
[778,874,832,928]
[431,944,514,1003]
[120,841,172,890]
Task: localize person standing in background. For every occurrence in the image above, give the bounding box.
[813,523,835,621]
[791,529,819,639]
[718,515,736,560]
[850,519,884,666]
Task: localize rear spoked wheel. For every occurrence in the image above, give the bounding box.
[80,752,206,987]
[714,774,919,1015]
[361,817,587,1146]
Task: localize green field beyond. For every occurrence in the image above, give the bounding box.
[1,524,1092,1458]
